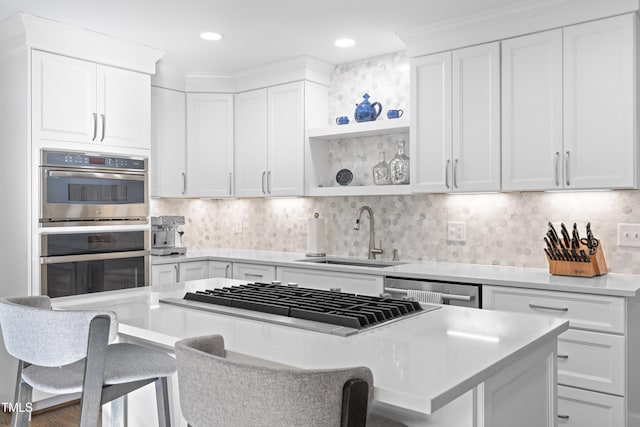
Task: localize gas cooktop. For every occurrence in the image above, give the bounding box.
[160,282,440,336]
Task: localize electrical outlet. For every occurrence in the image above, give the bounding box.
[447,221,466,242]
[234,217,243,234]
[618,223,640,247]
[298,218,308,234]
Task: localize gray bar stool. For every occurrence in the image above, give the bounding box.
[0,296,176,427]
[175,334,407,427]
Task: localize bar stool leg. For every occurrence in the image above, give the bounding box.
[155,377,171,427]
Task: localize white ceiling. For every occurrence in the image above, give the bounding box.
[0,0,531,75]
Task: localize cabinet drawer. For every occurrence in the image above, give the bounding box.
[483,286,625,333]
[276,267,383,296]
[557,385,624,427]
[232,263,276,282]
[557,329,625,395]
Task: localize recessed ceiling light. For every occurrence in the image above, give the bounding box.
[334,38,355,48]
[200,32,223,41]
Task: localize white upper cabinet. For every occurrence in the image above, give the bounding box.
[235,81,309,198]
[186,93,234,197]
[32,50,150,150]
[411,42,500,193]
[503,15,637,191]
[563,14,636,190]
[151,86,186,197]
[502,30,563,191]
[234,89,268,197]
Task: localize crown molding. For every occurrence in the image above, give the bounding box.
[399,0,639,57]
[233,56,335,93]
[0,13,164,74]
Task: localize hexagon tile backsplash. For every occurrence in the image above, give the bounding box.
[151,51,640,275]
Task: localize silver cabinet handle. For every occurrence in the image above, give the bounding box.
[225,263,230,278]
[565,151,570,186]
[228,172,233,195]
[267,171,272,194]
[554,152,560,187]
[557,354,569,359]
[182,172,186,195]
[174,264,180,282]
[445,159,451,189]
[41,250,149,264]
[528,303,569,312]
[92,112,98,141]
[453,159,459,189]
[100,114,106,142]
[245,273,263,278]
[261,171,266,194]
[557,414,569,420]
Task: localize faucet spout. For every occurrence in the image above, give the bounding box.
[354,206,383,260]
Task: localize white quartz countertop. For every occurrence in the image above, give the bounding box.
[53,278,568,415]
[151,248,640,297]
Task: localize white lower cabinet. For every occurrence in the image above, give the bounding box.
[179,261,210,282]
[151,263,179,285]
[483,285,636,426]
[557,385,624,427]
[232,263,276,282]
[276,267,383,296]
[152,260,211,285]
[210,261,232,278]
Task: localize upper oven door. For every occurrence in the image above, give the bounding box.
[41,167,147,225]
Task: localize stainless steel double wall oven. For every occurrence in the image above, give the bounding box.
[39,150,150,298]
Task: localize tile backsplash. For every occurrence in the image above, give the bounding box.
[151,51,640,274]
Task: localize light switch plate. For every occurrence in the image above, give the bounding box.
[447,221,466,242]
[233,217,243,234]
[618,223,640,247]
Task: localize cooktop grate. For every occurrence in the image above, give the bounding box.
[181,282,424,329]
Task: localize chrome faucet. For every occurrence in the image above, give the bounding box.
[354,205,383,260]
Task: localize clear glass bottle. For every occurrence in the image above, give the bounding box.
[372,152,390,185]
[389,140,410,185]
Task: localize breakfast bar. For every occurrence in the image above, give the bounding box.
[53,278,568,427]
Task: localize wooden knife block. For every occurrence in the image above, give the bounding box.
[546,243,607,277]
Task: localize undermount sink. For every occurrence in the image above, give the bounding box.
[295,257,406,268]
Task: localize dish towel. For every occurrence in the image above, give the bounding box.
[406,289,443,304]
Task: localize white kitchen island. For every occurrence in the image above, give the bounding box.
[53,278,569,427]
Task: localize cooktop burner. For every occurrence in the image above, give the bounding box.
[160,282,440,336]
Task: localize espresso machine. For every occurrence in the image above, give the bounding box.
[150,216,186,255]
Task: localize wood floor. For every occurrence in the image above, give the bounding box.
[0,402,99,427]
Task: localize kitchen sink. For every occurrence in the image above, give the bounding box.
[295,257,406,268]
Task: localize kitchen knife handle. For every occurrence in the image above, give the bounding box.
[92,112,98,141]
[565,151,570,186]
[445,159,451,189]
[261,171,266,194]
[528,303,569,312]
[453,159,459,189]
[554,152,560,186]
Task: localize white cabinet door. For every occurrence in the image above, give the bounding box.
[234,89,268,197]
[151,87,186,197]
[267,82,305,196]
[32,50,97,144]
[210,261,232,278]
[564,14,636,189]
[557,385,624,427]
[97,65,150,149]
[179,261,211,282]
[232,263,276,282]
[411,52,452,193]
[186,93,234,197]
[151,263,178,285]
[502,30,563,191]
[276,267,384,296]
[451,42,501,192]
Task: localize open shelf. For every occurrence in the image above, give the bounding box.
[306,184,412,197]
[308,118,409,140]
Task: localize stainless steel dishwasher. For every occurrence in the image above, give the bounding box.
[383,277,481,308]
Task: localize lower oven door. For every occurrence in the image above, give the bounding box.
[40,230,149,298]
[384,277,481,308]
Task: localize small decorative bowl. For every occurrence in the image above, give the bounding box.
[336,169,353,186]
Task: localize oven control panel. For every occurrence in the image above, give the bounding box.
[42,150,147,170]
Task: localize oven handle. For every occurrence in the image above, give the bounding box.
[47,170,146,181]
[41,250,149,264]
[383,286,474,302]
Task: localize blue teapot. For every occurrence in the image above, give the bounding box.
[354,93,382,122]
